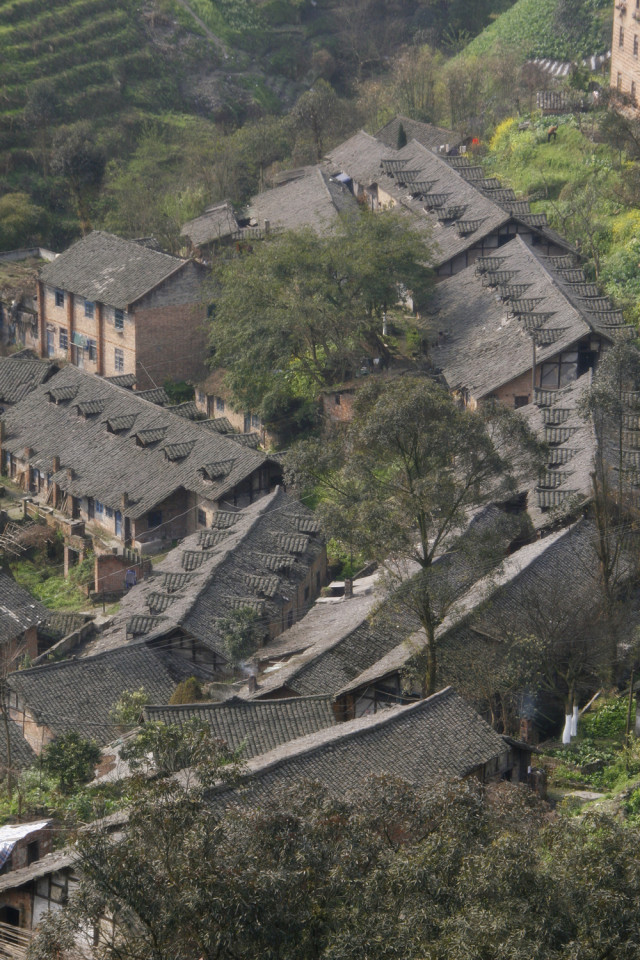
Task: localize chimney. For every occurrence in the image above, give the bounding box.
[344,577,353,599]
[247,675,258,694]
[66,467,74,481]
[122,492,129,510]
[263,219,270,235]
[52,456,60,473]
[0,420,4,469]
[24,446,32,460]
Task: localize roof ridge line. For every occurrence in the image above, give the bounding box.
[242,687,456,777]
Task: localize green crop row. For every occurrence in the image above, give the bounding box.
[0,0,124,45]
[1,29,138,85]
[0,0,70,27]
[4,10,130,62]
[464,0,611,62]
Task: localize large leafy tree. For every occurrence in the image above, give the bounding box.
[287,375,542,695]
[208,209,434,426]
[29,759,640,960]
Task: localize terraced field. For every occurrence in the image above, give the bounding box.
[0,0,175,175]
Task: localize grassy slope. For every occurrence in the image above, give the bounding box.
[484,115,640,323]
[463,0,611,61]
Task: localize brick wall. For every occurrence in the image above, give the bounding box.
[94,553,151,595]
[9,698,53,754]
[492,368,537,408]
[611,1,640,99]
[133,302,208,389]
[321,390,356,423]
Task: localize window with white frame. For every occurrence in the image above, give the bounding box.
[114,308,124,330]
[55,289,64,307]
[114,348,124,373]
[59,327,68,350]
[84,300,94,319]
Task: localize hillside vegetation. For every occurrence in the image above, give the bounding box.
[464,0,612,61]
[0,0,524,251]
[484,113,640,325]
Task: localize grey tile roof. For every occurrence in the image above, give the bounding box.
[198,417,234,434]
[427,236,619,401]
[0,571,49,644]
[437,520,608,702]
[7,644,186,745]
[38,611,92,643]
[0,847,77,893]
[375,116,462,153]
[181,201,240,247]
[1,365,273,519]
[83,487,325,662]
[253,592,380,664]
[103,373,137,389]
[143,694,337,759]
[248,167,358,235]
[324,132,511,268]
[517,372,595,529]
[252,505,515,699]
[166,401,201,421]
[335,527,573,698]
[0,356,54,405]
[39,232,192,310]
[0,718,35,773]
[212,688,508,806]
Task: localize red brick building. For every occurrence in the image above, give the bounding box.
[37,232,209,390]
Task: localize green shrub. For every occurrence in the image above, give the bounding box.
[109,687,149,729]
[42,732,101,793]
[581,697,628,739]
[169,677,204,705]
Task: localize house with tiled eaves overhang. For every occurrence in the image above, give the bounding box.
[0,364,281,549]
[142,696,337,760]
[0,353,56,411]
[76,487,327,679]
[332,521,629,737]
[0,570,48,666]
[246,503,528,702]
[323,132,574,284]
[6,642,199,754]
[206,688,532,812]
[425,235,630,410]
[36,231,209,390]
